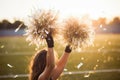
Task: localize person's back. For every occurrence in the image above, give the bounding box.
[29,34,72,80]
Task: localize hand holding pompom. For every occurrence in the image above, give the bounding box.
[45,33,54,48]
[65,45,72,53]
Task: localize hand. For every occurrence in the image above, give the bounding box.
[65,45,72,53]
[45,33,54,48]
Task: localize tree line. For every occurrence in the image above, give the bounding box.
[92,16,120,34]
[0,16,120,34]
[0,19,26,30]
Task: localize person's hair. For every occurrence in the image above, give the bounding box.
[29,49,47,80]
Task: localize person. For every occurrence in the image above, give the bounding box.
[29,33,72,80]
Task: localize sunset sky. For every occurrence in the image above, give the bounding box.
[0,0,120,22]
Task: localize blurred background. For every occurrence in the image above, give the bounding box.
[0,0,120,80]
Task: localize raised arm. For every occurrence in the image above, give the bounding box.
[45,34,55,69]
[51,45,72,80]
[38,34,55,80]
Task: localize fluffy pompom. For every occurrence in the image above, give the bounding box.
[24,9,58,48]
[62,17,95,50]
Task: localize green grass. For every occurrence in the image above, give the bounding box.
[0,34,120,80]
[60,72,120,80]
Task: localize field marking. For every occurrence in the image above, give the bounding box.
[1,49,120,56]
[63,69,120,75]
[0,69,120,78]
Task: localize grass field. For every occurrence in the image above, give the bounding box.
[0,34,120,80]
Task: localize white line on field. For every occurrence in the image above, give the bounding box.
[63,69,120,75]
[0,69,120,78]
[1,49,120,55]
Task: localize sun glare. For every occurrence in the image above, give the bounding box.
[0,0,120,21]
[33,0,115,20]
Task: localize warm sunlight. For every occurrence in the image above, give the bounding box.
[37,0,120,20]
[0,0,36,22]
[0,1,120,80]
[0,0,120,21]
